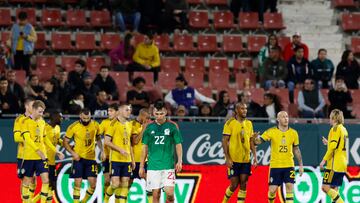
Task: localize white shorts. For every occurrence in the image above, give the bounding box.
[146,169,176,190]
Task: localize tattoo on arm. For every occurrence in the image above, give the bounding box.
[293,146,303,165]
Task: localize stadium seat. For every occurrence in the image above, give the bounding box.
[185,57,205,72]
[154,34,172,52]
[14,70,27,87]
[236,72,255,89]
[227,88,238,102]
[51,32,73,51]
[133,34,145,46]
[1,32,10,43]
[350,89,360,104]
[35,32,47,50]
[133,72,154,88]
[161,57,181,73]
[278,36,291,51]
[239,12,260,30]
[222,35,243,53]
[16,8,36,26]
[247,35,267,53]
[249,88,265,105]
[341,13,360,31]
[209,58,229,73]
[188,11,210,29]
[100,33,121,50]
[197,86,213,98]
[233,58,253,73]
[320,89,330,105]
[184,72,204,88]
[351,37,360,54]
[42,9,63,27]
[263,13,285,30]
[173,34,196,52]
[75,33,97,51]
[209,71,230,89]
[197,34,219,53]
[33,68,54,82]
[157,72,178,91]
[109,71,129,90]
[269,88,290,106]
[66,10,87,27]
[213,11,235,30]
[187,0,203,5]
[61,56,79,71]
[332,0,355,8]
[205,0,228,6]
[86,56,106,74]
[90,10,112,28]
[0,8,12,27]
[36,56,56,70]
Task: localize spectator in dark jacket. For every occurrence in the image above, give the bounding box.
[109,33,135,71]
[52,68,71,110]
[212,90,234,117]
[160,0,188,33]
[42,80,60,112]
[93,66,118,100]
[310,49,335,89]
[138,0,163,32]
[336,50,360,89]
[263,46,287,90]
[283,32,309,62]
[261,93,283,122]
[6,70,25,103]
[79,74,100,108]
[297,78,325,118]
[68,59,90,91]
[240,90,264,118]
[328,77,353,118]
[127,77,150,115]
[111,0,141,32]
[24,74,43,100]
[0,77,20,114]
[90,90,109,117]
[66,93,84,114]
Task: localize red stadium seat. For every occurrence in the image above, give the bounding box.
[184,72,204,88]
[1,32,10,43]
[14,70,27,86]
[222,35,243,53]
[75,33,97,51]
[157,72,178,90]
[209,58,229,73]
[197,86,213,98]
[66,10,87,27]
[161,57,180,73]
[197,34,218,53]
[133,34,145,47]
[278,36,291,51]
[9,0,32,3]
[51,32,73,51]
[188,11,210,29]
[269,88,290,106]
[350,89,360,104]
[341,13,360,31]
[263,13,286,30]
[227,88,238,102]
[35,32,47,50]
[332,0,355,8]
[36,56,56,71]
[42,9,63,27]
[86,57,106,73]
[236,72,255,89]
[233,58,253,72]
[0,8,12,27]
[133,72,154,88]
[185,57,205,72]
[320,89,330,105]
[213,11,235,29]
[173,34,196,52]
[33,68,54,81]
[90,10,112,28]
[61,56,79,71]
[247,35,267,53]
[109,71,129,90]
[16,8,36,26]
[205,0,228,6]
[100,33,121,51]
[209,71,230,89]
[239,12,260,30]
[187,0,203,5]
[154,34,172,52]
[249,88,265,105]
[351,37,360,54]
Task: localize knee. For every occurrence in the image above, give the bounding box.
[166,193,174,201]
[230,182,238,191]
[152,191,161,199]
[321,185,329,193]
[239,182,247,190]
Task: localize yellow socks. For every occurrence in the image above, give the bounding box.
[32,193,41,203]
[327,189,344,203]
[119,183,129,203]
[285,192,293,203]
[268,191,276,203]
[21,184,30,203]
[40,183,49,203]
[73,186,81,203]
[147,191,153,203]
[29,183,36,199]
[104,185,116,203]
[237,190,246,203]
[222,187,234,203]
[114,187,122,203]
[46,189,53,203]
[81,187,95,203]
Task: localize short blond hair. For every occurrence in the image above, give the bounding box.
[32,100,46,110]
[330,109,344,124]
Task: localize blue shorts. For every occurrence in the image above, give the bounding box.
[21,159,49,178]
[103,159,110,173]
[110,162,132,178]
[131,162,147,179]
[227,162,251,179]
[71,158,98,179]
[269,167,295,186]
[322,169,345,187]
[17,159,24,179]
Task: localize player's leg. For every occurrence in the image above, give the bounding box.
[117,177,130,203]
[47,165,56,203]
[21,176,32,203]
[285,183,294,203]
[284,168,295,203]
[163,169,176,203]
[29,175,37,199]
[268,185,278,203]
[222,163,240,203]
[321,170,344,203]
[268,168,281,203]
[73,178,82,203]
[103,159,110,196]
[81,176,97,203]
[147,170,162,203]
[81,160,98,203]
[17,159,25,200]
[36,160,50,203]
[237,163,251,203]
[109,176,120,203]
[71,160,83,203]
[143,163,153,203]
[163,186,175,203]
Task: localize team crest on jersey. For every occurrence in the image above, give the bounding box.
[151,131,155,134]
[86,130,90,139]
[164,129,170,135]
[282,137,286,144]
[36,127,40,135]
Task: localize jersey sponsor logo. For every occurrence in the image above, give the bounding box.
[187,134,224,164]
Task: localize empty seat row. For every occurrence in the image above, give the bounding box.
[187,0,228,6]
[341,13,360,31]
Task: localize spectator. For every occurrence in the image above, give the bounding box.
[261,93,283,122]
[6,70,25,103]
[173,105,192,122]
[52,68,71,109]
[287,46,311,103]
[328,77,353,118]
[283,33,309,62]
[109,33,135,71]
[66,93,85,114]
[230,0,250,18]
[198,103,213,122]
[335,50,360,89]
[93,66,118,100]
[68,59,90,90]
[263,46,287,90]
[0,77,20,114]
[130,32,161,81]
[165,75,215,115]
[111,0,141,32]
[138,0,163,32]
[160,0,188,33]
[79,74,100,108]
[8,11,37,76]
[297,78,325,118]
[310,49,335,89]
[90,90,109,117]
[24,74,43,100]
[212,90,234,117]
[258,34,279,81]
[239,90,264,118]
[42,80,60,112]
[266,0,278,12]
[126,77,150,115]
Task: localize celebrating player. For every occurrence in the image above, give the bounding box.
[252,111,303,203]
[104,104,134,203]
[319,109,348,203]
[139,100,183,203]
[221,102,257,203]
[63,108,105,203]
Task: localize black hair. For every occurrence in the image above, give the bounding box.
[176,75,188,86]
[341,50,352,62]
[124,33,134,59]
[264,93,283,114]
[293,46,304,52]
[80,108,90,115]
[96,90,106,96]
[154,100,165,110]
[109,103,119,111]
[75,59,86,67]
[270,46,282,52]
[335,76,345,81]
[267,34,278,46]
[132,77,146,86]
[29,74,38,81]
[318,48,327,54]
[0,76,7,82]
[145,32,154,40]
[18,11,27,20]
[100,65,109,71]
[217,90,229,105]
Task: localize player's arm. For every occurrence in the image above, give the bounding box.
[63,126,80,161]
[22,121,46,160]
[104,135,128,155]
[251,131,263,145]
[293,145,304,176]
[222,135,232,168]
[13,118,24,143]
[175,143,183,173]
[139,144,148,178]
[96,133,106,161]
[44,135,64,160]
[130,145,135,169]
[250,137,257,166]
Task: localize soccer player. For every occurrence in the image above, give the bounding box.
[319,109,347,203]
[139,100,183,203]
[252,111,303,203]
[13,98,35,199]
[221,102,257,203]
[99,103,119,195]
[104,104,134,203]
[20,100,63,203]
[63,108,105,203]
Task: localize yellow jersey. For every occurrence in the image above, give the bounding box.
[99,118,112,159]
[261,127,299,168]
[65,120,100,160]
[130,119,143,163]
[105,119,132,163]
[13,114,26,159]
[223,118,254,163]
[45,124,62,165]
[323,124,348,172]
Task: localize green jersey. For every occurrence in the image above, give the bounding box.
[142,120,183,170]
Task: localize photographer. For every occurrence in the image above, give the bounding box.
[328,77,353,118]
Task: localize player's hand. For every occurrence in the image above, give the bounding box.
[251,131,260,138]
[118,149,129,156]
[132,161,136,170]
[72,152,80,161]
[139,167,145,178]
[176,161,182,173]
[322,136,328,145]
[36,150,46,160]
[299,165,304,177]
[101,152,107,162]
[225,158,233,168]
[319,160,326,171]
[57,152,65,160]
[252,158,258,168]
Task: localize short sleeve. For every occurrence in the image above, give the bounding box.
[261,130,271,142]
[94,121,100,138]
[293,131,299,146]
[142,126,150,145]
[65,125,74,139]
[21,119,30,135]
[105,123,115,138]
[222,121,231,136]
[173,127,183,144]
[329,127,341,144]
[99,121,105,135]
